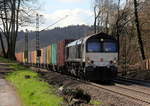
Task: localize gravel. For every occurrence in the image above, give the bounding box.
[34,68,148,106]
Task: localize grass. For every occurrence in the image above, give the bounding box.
[0,57,63,106]
[0,56,16,63]
[89,100,102,105]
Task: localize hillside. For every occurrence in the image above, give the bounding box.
[16,25,92,52]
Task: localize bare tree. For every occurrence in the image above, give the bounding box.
[0,0,36,60]
[93,0,120,33]
[133,0,146,60]
[93,0,149,67]
[93,4,101,33]
[0,32,6,56]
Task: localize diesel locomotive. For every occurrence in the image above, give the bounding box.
[65,32,118,81]
[16,32,118,81]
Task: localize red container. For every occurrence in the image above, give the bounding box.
[15,52,24,63]
[15,53,20,62]
[57,39,74,66]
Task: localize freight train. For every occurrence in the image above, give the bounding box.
[16,32,118,81]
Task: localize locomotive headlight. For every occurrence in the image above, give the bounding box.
[107,60,116,68]
[109,58,117,67]
[112,60,117,64]
[100,38,104,42]
[86,57,90,63]
[85,57,95,67]
[113,57,117,64]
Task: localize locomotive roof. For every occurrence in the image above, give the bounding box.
[66,32,116,47]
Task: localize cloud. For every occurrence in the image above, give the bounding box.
[58,0,84,3]
[19,8,93,31]
[40,9,93,30]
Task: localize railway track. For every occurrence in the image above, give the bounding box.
[74,76,150,105]
[31,67,150,105]
[114,76,150,86]
[115,83,150,95]
[85,81,150,105]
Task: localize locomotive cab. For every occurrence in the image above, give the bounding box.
[65,32,118,81]
[85,33,118,81]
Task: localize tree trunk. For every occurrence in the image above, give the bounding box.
[105,11,109,34]
[94,6,97,33]
[133,0,146,60]
[0,33,6,57]
[116,0,121,62]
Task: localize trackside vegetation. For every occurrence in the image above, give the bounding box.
[6,70,63,106]
[0,57,103,106]
[90,100,102,105]
[0,57,63,106]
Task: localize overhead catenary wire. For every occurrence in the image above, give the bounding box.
[40,15,69,31]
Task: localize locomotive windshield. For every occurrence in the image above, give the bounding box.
[103,42,117,52]
[87,42,101,52]
[87,40,117,52]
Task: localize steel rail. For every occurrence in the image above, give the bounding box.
[85,81,150,104]
[115,84,150,95]
[30,66,150,104]
[115,76,150,86]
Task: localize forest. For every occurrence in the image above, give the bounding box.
[92,0,150,71]
[0,0,149,67]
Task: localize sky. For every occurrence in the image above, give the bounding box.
[21,0,94,31]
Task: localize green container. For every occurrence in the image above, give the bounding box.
[51,43,57,65]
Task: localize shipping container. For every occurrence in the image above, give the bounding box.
[57,41,65,66]
[22,52,25,63]
[32,51,34,64]
[32,51,35,64]
[31,51,36,64]
[31,51,33,64]
[15,53,20,62]
[34,51,37,64]
[28,51,31,63]
[43,47,47,64]
[51,43,57,65]
[22,52,24,63]
[40,48,44,64]
[47,45,51,64]
[57,39,74,66]
[15,53,19,62]
[16,52,24,63]
[21,52,24,63]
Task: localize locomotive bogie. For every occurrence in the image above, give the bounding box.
[85,66,117,81]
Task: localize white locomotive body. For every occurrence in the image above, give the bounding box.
[65,32,118,81]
